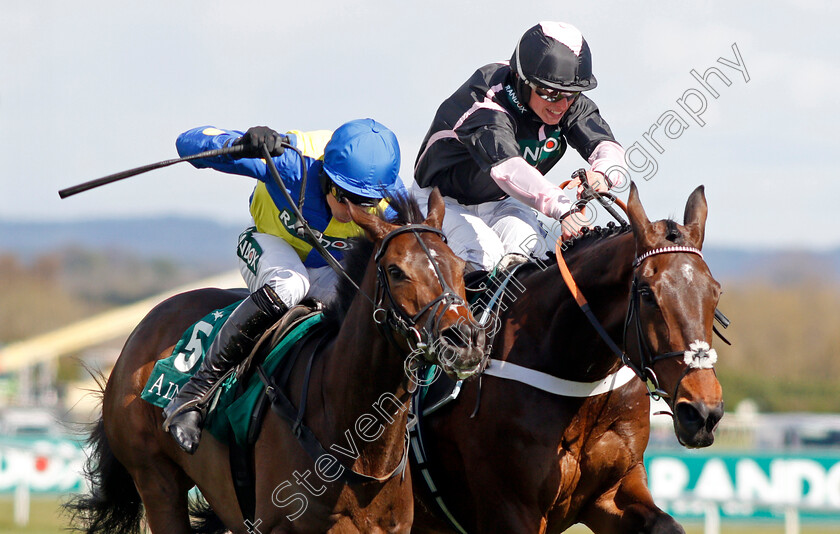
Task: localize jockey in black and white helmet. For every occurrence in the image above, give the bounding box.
[510,21,598,102]
[413,21,627,271]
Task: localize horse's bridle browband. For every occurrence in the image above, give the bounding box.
[633,246,703,268]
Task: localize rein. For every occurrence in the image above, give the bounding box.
[262,142,460,362]
[553,191,713,401]
[374,224,466,366]
[259,147,464,485]
[253,224,454,489]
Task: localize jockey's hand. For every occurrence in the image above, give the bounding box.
[566,171,611,199]
[233,126,287,158]
[560,207,587,241]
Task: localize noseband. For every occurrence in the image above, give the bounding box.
[373,224,466,362]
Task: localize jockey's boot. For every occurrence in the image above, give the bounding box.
[162,284,287,453]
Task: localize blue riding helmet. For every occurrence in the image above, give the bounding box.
[322,118,401,198]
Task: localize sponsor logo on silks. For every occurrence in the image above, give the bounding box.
[238,227,263,275]
[519,133,566,165]
[504,84,527,114]
[278,209,353,250]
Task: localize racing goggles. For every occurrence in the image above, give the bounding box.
[330,184,379,208]
[525,80,580,103]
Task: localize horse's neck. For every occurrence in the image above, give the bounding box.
[318,264,411,471]
[504,233,636,381]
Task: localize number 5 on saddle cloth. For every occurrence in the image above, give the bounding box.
[141,301,325,446]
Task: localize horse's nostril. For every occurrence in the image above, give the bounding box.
[473,325,485,346]
[675,401,706,429]
[675,400,725,436]
[441,324,473,348]
[706,402,724,431]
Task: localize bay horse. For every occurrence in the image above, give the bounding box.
[412,183,724,533]
[68,189,486,533]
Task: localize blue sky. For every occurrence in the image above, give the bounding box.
[2,1,838,250]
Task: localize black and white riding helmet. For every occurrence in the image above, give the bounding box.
[510,21,597,100]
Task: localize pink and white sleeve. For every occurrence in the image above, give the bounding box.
[490,157,572,220]
[588,140,627,188]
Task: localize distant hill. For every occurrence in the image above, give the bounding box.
[0,216,245,272]
[2,217,839,284]
[702,247,840,285]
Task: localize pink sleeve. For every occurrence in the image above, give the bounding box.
[588,140,627,188]
[489,157,572,220]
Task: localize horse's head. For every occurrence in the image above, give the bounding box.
[626,182,724,447]
[346,188,486,380]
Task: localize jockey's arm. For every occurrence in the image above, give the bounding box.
[176,126,304,187]
[564,140,628,196]
[489,156,572,220]
[561,95,628,197]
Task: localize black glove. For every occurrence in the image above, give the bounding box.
[232,126,287,158]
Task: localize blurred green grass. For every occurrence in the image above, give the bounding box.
[0,496,72,534]
[565,523,839,533]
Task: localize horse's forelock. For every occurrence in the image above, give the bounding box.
[385,191,425,225]
[663,219,685,244]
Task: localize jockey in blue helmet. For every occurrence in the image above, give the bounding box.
[163,118,406,453]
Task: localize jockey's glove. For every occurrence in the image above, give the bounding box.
[233,126,288,158]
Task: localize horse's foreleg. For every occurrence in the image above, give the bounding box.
[578,463,684,534]
[130,458,194,534]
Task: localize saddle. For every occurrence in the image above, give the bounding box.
[141,299,328,521]
[141,299,325,444]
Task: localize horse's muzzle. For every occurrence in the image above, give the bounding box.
[674,399,724,448]
[437,321,486,379]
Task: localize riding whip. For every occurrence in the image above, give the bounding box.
[58,145,247,198]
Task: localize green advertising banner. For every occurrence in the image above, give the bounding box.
[645,451,840,520]
[0,437,86,494]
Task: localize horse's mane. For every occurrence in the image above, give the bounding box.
[321,191,426,329]
[553,222,633,260]
[547,217,692,266]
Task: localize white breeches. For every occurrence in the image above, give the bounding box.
[237,226,339,307]
[411,183,547,271]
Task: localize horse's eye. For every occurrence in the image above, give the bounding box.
[387,265,406,281]
[639,285,657,305]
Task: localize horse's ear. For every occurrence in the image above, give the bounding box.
[424,187,446,230]
[683,185,707,249]
[347,201,395,242]
[626,181,656,250]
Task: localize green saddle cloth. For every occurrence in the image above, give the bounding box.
[140,301,324,446]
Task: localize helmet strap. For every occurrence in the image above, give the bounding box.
[319,168,331,196]
[512,73,532,107]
